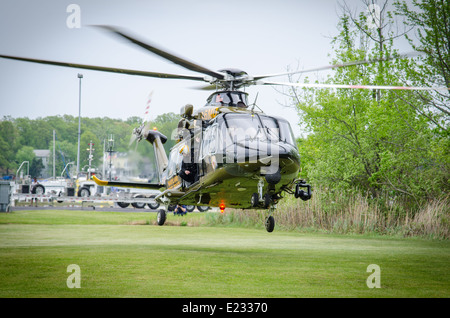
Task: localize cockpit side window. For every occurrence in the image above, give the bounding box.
[200,124,219,158]
[278,119,297,147]
[167,148,182,178]
[260,116,280,141]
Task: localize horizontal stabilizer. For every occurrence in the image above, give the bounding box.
[92,175,163,190]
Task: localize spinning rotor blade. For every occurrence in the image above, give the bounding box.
[253,52,422,81]
[95,25,225,80]
[130,90,155,147]
[0,54,205,81]
[261,80,450,91]
[191,84,218,90]
[129,133,139,147]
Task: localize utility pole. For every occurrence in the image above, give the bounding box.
[102,139,107,194]
[53,130,56,180]
[76,73,83,178]
[107,134,115,181]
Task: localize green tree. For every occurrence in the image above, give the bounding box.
[295,6,448,210]
[0,118,20,174]
[30,157,44,178]
[15,146,36,177]
[394,0,450,130]
[0,135,13,174]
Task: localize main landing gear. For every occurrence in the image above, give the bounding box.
[250,179,312,233]
[251,179,275,209]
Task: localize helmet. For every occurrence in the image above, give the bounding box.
[179,144,190,155]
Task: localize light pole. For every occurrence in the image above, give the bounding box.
[76,73,83,178]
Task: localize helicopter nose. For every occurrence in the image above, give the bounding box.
[226,140,300,178]
[258,142,300,175]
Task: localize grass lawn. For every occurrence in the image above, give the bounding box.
[0,210,448,297]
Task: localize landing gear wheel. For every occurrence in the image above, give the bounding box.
[265,215,275,233]
[157,209,166,226]
[251,193,259,207]
[197,206,209,212]
[263,193,272,209]
[186,205,195,212]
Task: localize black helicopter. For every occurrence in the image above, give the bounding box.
[1,26,446,232]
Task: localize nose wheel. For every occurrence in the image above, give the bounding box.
[251,179,277,232]
[157,209,166,225]
[265,215,275,232]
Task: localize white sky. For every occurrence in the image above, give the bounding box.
[0,0,410,138]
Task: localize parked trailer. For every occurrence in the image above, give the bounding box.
[12,193,160,209]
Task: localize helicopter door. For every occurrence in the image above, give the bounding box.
[166,147,183,189]
[200,124,219,175]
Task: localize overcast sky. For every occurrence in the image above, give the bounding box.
[0,0,410,138]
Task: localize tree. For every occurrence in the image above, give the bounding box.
[0,135,13,174]
[0,113,181,181]
[294,3,448,209]
[30,157,44,178]
[15,146,36,177]
[0,118,20,174]
[394,0,450,131]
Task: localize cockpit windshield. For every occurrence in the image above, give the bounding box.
[222,113,297,147]
[208,91,248,107]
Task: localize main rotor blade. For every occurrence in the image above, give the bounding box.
[253,52,422,80]
[0,54,205,81]
[95,25,225,80]
[260,80,450,91]
[191,84,218,90]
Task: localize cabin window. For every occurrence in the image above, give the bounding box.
[201,124,218,158]
[167,147,183,178]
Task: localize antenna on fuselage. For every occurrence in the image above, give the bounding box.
[250,92,263,113]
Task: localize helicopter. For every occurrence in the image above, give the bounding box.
[2,25,448,232]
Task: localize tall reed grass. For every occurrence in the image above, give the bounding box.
[206,188,449,239]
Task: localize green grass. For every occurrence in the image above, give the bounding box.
[0,209,206,226]
[0,210,449,297]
